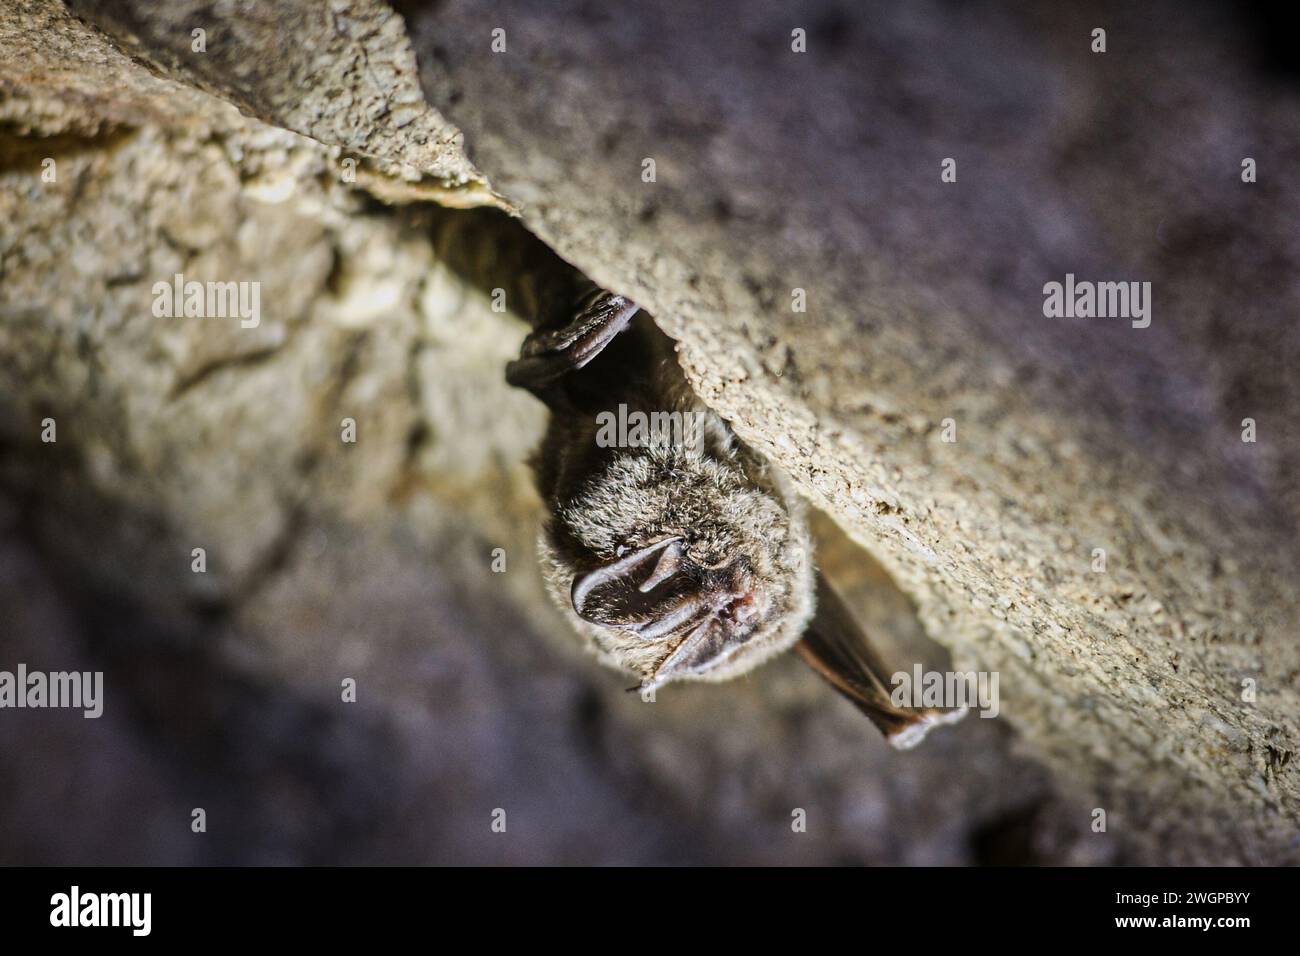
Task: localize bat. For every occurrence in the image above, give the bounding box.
[506,274,964,749]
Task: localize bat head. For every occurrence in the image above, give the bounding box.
[540,436,815,690]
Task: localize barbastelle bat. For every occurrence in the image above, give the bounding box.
[506,274,964,749]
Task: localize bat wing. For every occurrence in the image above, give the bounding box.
[798,573,966,749]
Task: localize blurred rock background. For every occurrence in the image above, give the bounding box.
[0,0,1294,864]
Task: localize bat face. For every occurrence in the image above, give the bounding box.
[539,434,815,690]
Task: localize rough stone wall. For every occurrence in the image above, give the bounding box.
[65,0,493,204]
[397,0,1300,863]
[0,0,1294,863]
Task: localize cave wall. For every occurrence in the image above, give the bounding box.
[0,0,1296,863]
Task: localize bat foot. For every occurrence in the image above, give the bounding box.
[506,285,639,393]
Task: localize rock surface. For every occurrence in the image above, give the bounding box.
[398,0,1300,862]
[0,0,1294,863]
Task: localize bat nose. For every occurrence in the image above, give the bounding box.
[726,593,761,626]
[708,556,764,630]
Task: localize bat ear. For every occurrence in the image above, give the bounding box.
[648,620,739,684]
[798,574,966,749]
[571,538,708,637]
[506,286,639,394]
